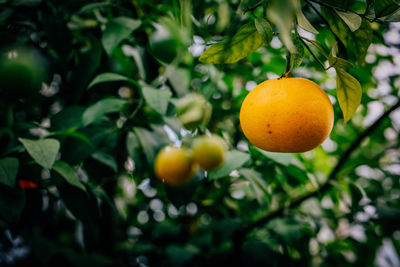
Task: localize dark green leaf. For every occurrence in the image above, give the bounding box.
[92,151,118,172]
[290,38,305,70]
[199,21,263,64]
[208,150,250,180]
[329,44,354,69]
[0,157,19,187]
[19,138,60,169]
[102,17,141,55]
[142,86,172,115]
[374,0,400,18]
[50,106,85,131]
[336,68,362,122]
[87,72,139,89]
[0,186,25,223]
[322,8,372,64]
[53,161,86,191]
[133,127,158,165]
[82,98,128,126]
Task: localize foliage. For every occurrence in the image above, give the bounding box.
[0,0,400,266]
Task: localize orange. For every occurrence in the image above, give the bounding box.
[192,135,226,171]
[239,78,334,153]
[154,146,196,186]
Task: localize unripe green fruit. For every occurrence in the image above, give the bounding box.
[192,135,226,171]
[174,93,212,130]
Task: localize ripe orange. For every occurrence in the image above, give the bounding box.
[154,146,196,186]
[239,78,334,153]
[192,135,226,171]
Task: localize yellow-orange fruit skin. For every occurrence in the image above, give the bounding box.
[239,78,334,153]
[154,146,196,186]
[192,135,226,171]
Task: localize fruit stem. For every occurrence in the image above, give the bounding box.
[281,53,292,78]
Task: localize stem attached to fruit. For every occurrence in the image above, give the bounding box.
[281,53,292,78]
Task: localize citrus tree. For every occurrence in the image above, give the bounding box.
[1,0,400,266]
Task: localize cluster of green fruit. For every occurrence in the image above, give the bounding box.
[154,135,226,186]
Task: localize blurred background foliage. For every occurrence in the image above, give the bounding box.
[0,0,400,266]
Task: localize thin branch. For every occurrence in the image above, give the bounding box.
[236,100,400,235]
[243,0,264,15]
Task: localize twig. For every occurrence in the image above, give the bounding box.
[243,0,264,15]
[234,100,400,237]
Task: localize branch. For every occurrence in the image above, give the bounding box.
[243,0,264,15]
[236,100,400,235]
[298,36,328,71]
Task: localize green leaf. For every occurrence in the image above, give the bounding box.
[257,149,294,166]
[254,18,273,45]
[102,17,141,55]
[208,150,251,180]
[267,0,296,53]
[306,39,329,58]
[92,151,118,172]
[290,38,305,71]
[199,21,264,64]
[134,127,158,165]
[76,2,112,14]
[126,132,144,170]
[374,0,400,18]
[239,168,270,204]
[50,106,85,131]
[321,8,372,64]
[328,44,354,69]
[19,138,60,169]
[82,98,128,126]
[296,1,318,34]
[53,161,86,191]
[142,86,172,115]
[46,131,94,148]
[87,72,139,89]
[335,10,362,32]
[0,157,19,187]
[336,68,362,123]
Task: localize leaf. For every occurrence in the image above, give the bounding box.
[335,10,362,32]
[254,18,273,45]
[199,21,264,64]
[0,186,25,223]
[19,138,60,169]
[328,44,354,69]
[208,150,251,180]
[290,38,305,71]
[239,168,270,204]
[321,8,372,64]
[267,0,296,53]
[76,2,112,14]
[0,157,19,187]
[257,149,293,166]
[50,106,85,131]
[82,98,128,126]
[53,161,86,191]
[133,127,158,165]
[46,131,94,148]
[296,2,318,34]
[87,72,139,89]
[126,132,144,170]
[142,86,172,115]
[102,16,141,55]
[374,0,400,18]
[335,68,362,123]
[92,151,118,172]
[306,39,329,58]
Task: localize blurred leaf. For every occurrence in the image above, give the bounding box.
[335,10,362,32]
[87,72,139,89]
[336,68,362,122]
[76,2,112,14]
[254,18,273,45]
[50,106,85,131]
[374,0,400,18]
[142,86,172,115]
[91,151,118,172]
[133,127,158,165]
[199,21,263,64]
[19,138,60,169]
[0,157,18,187]
[126,132,144,170]
[82,98,128,126]
[46,131,94,148]
[208,150,250,180]
[240,168,270,204]
[296,0,318,34]
[102,17,141,55]
[257,148,293,166]
[267,0,296,53]
[53,161,86,191]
